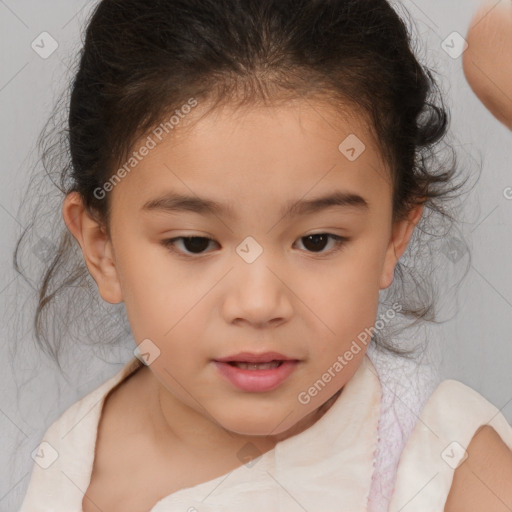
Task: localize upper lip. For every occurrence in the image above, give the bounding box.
[214,351,298,363]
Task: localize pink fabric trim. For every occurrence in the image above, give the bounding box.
[366,345,438,512]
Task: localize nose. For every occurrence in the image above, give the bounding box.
[221,251,293,328]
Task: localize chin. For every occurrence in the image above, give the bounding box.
[217,411,296,437]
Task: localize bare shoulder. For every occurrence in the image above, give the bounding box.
[444,425,512,512]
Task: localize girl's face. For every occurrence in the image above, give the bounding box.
[72,99,421,437]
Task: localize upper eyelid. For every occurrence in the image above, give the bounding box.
[165,233,344,243]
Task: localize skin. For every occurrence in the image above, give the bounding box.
[445,425,512,511]
[63,97,424,508]
[463,0,512,129]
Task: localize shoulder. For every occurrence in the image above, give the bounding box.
[388,378,512,512]
[445,424,512,511]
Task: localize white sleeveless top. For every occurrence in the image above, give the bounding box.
[18,353,512,511]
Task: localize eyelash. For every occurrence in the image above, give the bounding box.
[160,233,349,258]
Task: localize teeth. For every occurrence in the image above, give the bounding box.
[229,360,282,370]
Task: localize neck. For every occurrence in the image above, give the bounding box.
[146,369,343,458]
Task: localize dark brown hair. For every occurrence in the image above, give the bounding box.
[13,0,475,371]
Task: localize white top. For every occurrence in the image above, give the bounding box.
[18,353,512,511]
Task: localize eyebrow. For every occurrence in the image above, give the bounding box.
[141,190,369,219]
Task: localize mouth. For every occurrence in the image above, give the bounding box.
[224,360,284,370]
[214,351,297,364]
[212,352,300,392]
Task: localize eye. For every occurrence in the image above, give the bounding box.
[295,233,348,254]
[161,236,218,255]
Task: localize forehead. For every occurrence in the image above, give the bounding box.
[110,99,392,215]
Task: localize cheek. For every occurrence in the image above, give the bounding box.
[301,243,384,352]
[114,238,208,343]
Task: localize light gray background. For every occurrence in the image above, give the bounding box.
[1,0,511,510]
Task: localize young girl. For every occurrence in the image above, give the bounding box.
[14,0,512,511]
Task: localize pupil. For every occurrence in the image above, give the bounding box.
[303,234,327,252]
[185,237,209,253]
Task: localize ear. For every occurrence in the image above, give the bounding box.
[379,204,424,290]
[61,191,123,304]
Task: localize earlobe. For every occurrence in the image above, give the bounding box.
[61,191,123,304]
[379,204,424,290]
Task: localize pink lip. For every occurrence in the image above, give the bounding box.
[214,351,296,363]
[212,359,299,392]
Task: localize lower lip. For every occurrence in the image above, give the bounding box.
[212,360,299,392]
